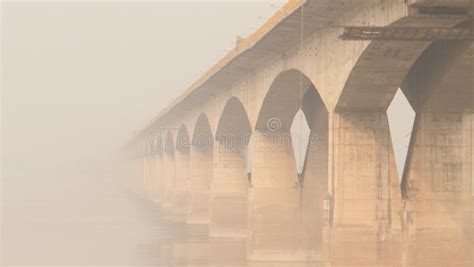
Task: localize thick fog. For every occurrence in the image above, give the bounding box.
[1,1,286,265]
[1,1,424,266]
[2,1,287,173]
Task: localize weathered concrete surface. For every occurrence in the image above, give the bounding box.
[123,0,473,265]
[210,97,252,238]
[399,41,474,267]
[187,114,214,224]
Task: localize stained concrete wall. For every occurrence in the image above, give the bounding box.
[188,114,214,224]
[210,143,248,237]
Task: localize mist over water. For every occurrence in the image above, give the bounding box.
[1,1,286,265]
[1,1,431,266]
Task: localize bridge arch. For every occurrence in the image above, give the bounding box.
[335,16,470,112]
[249,68,328,261]
[188,113,214,224]
[210,97,252,237]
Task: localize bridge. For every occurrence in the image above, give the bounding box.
[121,0,473,265]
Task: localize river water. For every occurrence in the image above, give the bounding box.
[2,168,321,266]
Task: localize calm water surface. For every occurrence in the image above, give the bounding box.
[2,169,320,266]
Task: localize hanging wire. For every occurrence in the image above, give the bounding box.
[298,2,305,246]
[298,0,305,180]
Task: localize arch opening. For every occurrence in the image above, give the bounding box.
[387,88,416,186]
[290,109,311,177]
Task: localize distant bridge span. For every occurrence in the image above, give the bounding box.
[122,0,473,265]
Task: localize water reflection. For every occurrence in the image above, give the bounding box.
[3,169,471,266]
[138,201,323,267]
[2,169,322,266]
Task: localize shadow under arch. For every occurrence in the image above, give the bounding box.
[248,68,329,261]
[188,113,214,224]
[210,97,252,237]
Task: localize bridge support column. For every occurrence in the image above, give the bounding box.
[402,111,473,266]
[145,155,154,200]
[248,130,319,261]
[188,147,212,224]
[209,142,248,238]
[173,147,189,216]
[152,153,164,205]
[162,149,175,211]
[331,112,403,266]
[398,41,473,266]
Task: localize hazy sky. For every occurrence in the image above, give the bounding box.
[2,1,286,171]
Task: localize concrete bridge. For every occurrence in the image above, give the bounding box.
[121,0,473,265]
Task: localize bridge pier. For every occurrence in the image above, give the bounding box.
[188,147,212,224]
[173,126,191,216]
[162,132,175,211]
[151,152,164,205]
[209,97,252,238]
[210,142,248,238]
[400,41,473,267]
[402,111,472,267]
[331,111,403,266]
[247,130,319,261]
[188,114,213,224]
